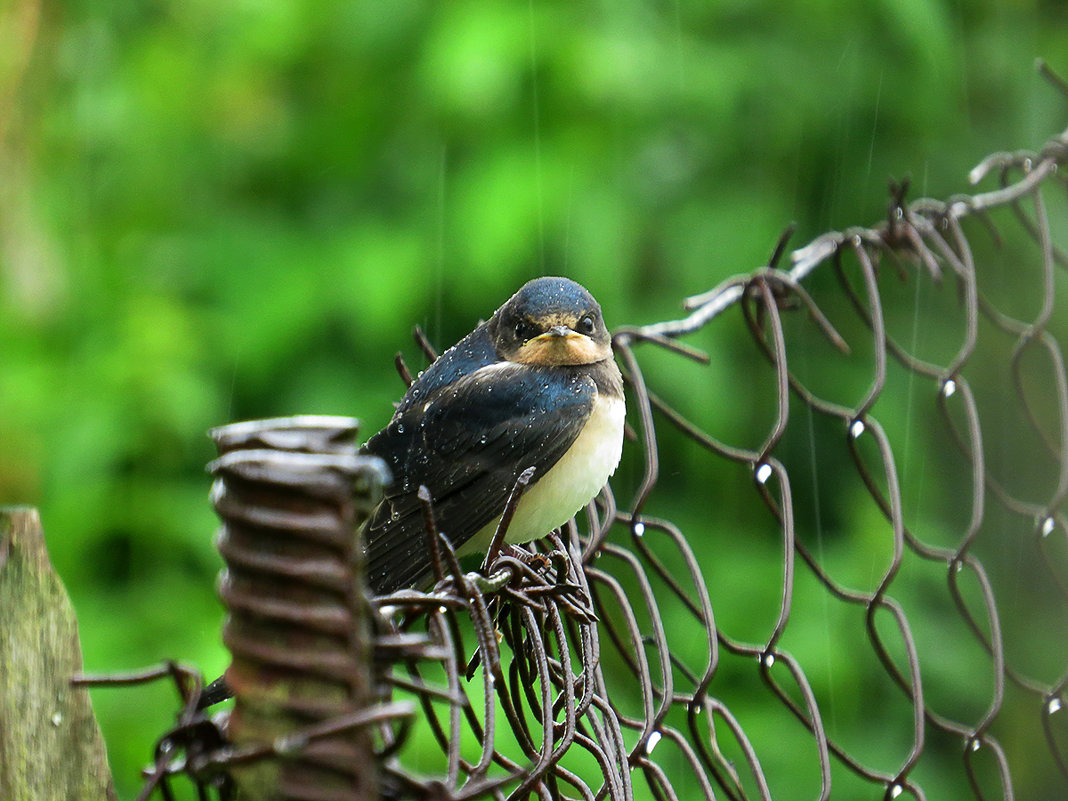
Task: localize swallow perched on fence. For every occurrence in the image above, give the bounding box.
[363,276,625,594]
[196,277,623,708]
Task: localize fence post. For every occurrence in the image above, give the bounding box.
[0,507,116,801]
[209,416,388,801]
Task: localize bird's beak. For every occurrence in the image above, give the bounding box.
[535,325,583,341]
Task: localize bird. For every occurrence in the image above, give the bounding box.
[362,275,625,595]
[195,276,623,709]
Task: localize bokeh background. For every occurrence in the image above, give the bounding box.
[3,1,1068,798]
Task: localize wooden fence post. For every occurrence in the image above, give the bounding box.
[0,507,115,801]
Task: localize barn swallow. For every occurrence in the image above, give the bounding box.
[362,276,625,594]
[195,277,622,709]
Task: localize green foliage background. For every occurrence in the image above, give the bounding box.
[2,1,1067,798]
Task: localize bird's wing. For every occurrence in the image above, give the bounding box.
[362,364,594,593]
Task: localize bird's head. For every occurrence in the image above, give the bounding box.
[490,276,613,366]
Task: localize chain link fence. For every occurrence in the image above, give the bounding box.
[363,97,1068,801]
[111,86,1068,801]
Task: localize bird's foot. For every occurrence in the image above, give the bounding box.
[500,544,551,571]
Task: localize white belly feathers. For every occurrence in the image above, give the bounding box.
[463,390,625,554]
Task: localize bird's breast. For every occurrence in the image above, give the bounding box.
[465,389,626,553]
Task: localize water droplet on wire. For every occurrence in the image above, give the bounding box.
[755,463,773,484]
[645,730,662,754]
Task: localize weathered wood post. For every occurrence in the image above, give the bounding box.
[0,507,116,801]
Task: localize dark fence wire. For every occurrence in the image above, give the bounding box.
[94,86,1068,801]
[366,103,1068,800]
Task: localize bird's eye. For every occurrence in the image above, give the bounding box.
[577,315,596,335]
[514,320,539,341]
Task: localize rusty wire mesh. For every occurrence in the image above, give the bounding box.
[102,96,1068,801]
[364,109,1068,800]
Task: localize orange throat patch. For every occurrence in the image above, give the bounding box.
[514,334,607,366]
